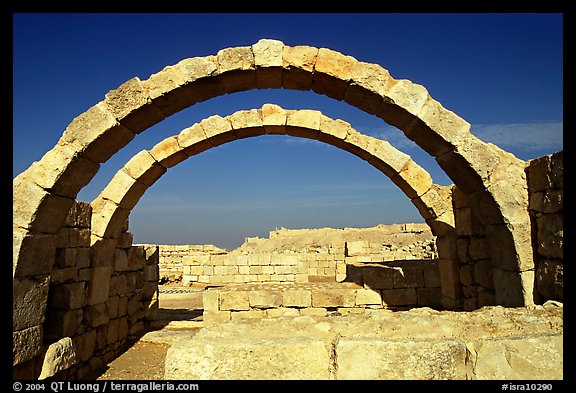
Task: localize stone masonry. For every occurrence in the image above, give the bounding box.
[13,39,563,380]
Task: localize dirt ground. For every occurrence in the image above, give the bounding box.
[96,286,205,380]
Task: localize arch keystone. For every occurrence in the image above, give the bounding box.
[260,104,287,135]
[252,39,284,88]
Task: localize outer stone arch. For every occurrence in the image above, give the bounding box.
[13,41,535,369]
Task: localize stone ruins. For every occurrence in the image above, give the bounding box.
[13,39,563,380]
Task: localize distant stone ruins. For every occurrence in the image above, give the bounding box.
[13,39,562,380]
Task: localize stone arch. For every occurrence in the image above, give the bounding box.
[13,39,535,374]
[90,104,454,243]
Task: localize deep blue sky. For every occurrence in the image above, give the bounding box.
[13,13,563,250]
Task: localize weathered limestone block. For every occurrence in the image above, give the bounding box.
[73,329,96,363]
[27,143,100,199]
[355,288,382,305]
[13,325,43,365]
[248,290,282,308]
[49,282,87,310]
[362,265,395,289]
[492,269,534,308]
[145,55,220,116]
[59,101,135,164]
[220,291,250,311]
[345,240,369,257]
[165,336,330,379]
[416,287,442,306]
[537,213,563,259]
[259,103,287,135]
[312,47,357,100]
[176,123,213,158]
[468,335,563,380]
[90,199,130,240]
[282,288,312,307]
[13,275,50,331]
[312,288,356,307]
[368,138,412,178]
[203,290,219,312]
[392,158,433,199]
[252,39,283,88]
[203,311,231,324]
[393,266,424,288]
[87,266,111,305]
[121,150,166,187]
[228,108,265,138]
[13,174,75,234]
[344,61,395,117]
[104,77,165,133]
[149,136,187,168]
[216,46,256,93]
[199,114,235,147]
[409,98,471,158]
[486,222,534,272]
[282,44,318,90]
[380,79,429,130]
[336,338,467,380]
[527,154,554,192]
[99,170,147,210]
[286,109,322,139]
[38,337,78,380]
[381,288,417,306]
[13,226,58,277]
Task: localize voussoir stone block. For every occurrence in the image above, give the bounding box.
[282,45,318,90]
[59,101,135,164]
[149,136,187,168]
[104,77,165,133]
[228,108,265,138]
[312,48,358,100]
[121,150,166,187]
[216,46,256,93]
[199,115,235,146]
[345,61,395,116]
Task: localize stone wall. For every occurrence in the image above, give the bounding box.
[13,201,159,380]
[154,226,437,286]
[527,151,563,302]
[203,259,442,324]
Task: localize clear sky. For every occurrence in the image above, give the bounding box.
[12,13,563,250]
